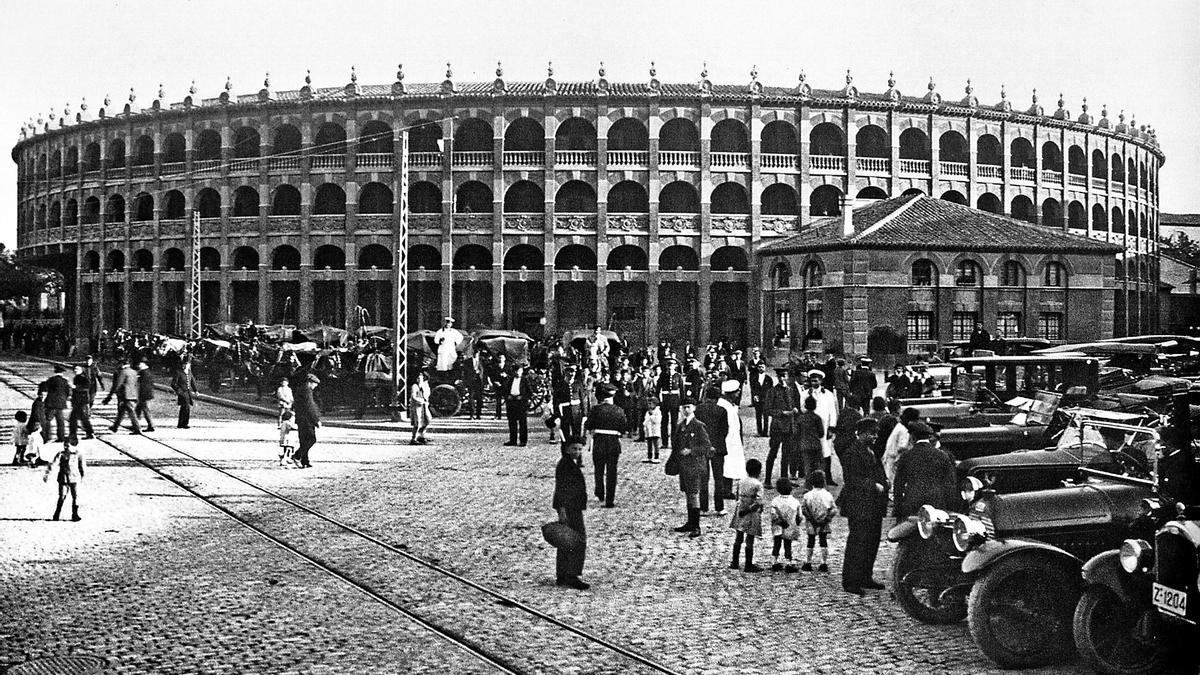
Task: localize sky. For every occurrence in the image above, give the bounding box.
[3,0,1198,248]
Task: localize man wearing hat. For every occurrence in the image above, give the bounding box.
[748,362,773,437]
[433,316,463,372]
[584,383,626,507]
[291,372,321,468]
[672,397,713,537]
[552,363,583,440]
[802,368,839,483]
[718,378,747,496]
[502,364,532,447]
[837,417,888,595]
[693,386,729,514]
[43,365,72,443]
[763,368,799,485]
[657,359,684,448]
[849,358,878,416]
[892,423,956,520]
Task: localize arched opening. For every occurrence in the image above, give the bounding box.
[82,196,100,224]
[1011,195,1036,223]
[955,260,982,287]
[855,125,889,158]
[133,136,155,166]
[453,244,492,270]
[660,245,699,271]
[977,134,1002,166]
[63,199,77,226]
[358,120,393,154]
[555,181,596,212]
[555,117,597,151]
[761,121,798,155]
[162,248,185,271]
[1127,158,1137,186]
[607,181,648,212]
[659,181,699,212]
[607,245,648,270]
[358,244,392,269]
[105,194,125,222]
[911,259,936,286]
[358,182,394,214]
[407,244,440,270]
[233,246,259,270]
[200,247,221,271]
[711,183,749,214]
[1111,154,1125,183]
[84,250,100,272]
[453,118,492,152]
[455,181,492,213]
[271,185,301,216]
[196,188,221,218]
[711,246,748,272]
[659,118,699,151]
[938,131,967,163]
[107,138,126,169]
[1067,200,1086,229]
[711,119,749,153]
[1041,198,1063,228]
[1041,142,1063,173]
[899,128,931,160]
[161,190,184,219]
[504,180,544,212]
[133,249,154,271]
[408,119,442,153]
[64,146,79,174]
[810,184,842,216]
[1068,146,1086,176]
[503,118,544,152]
[1112,207,1125,234]
[313,183,347,215]
[314,122,346,154]
[762,184,798,214]
[107,250,126,271]
[770,261,791,287]
[83,142,102,172]
[1044,261,1066,287]
[554,244,596,270]
[410,181,443,213]
[194,130,221,161]
[503,244,544,270]
[803,261,824,287]
[607,118,649,150]
[272,245,301,270]
[809,122,845,156]
[1139,163,1148,189]
[133,193,154,221]
[977,193,1001,214]
[1010,138,1035,168]
[1091,203,1107,231]
[1092,150,1107,179]
[272,125,301,154]
[232,186,260,217]
[940,190,967,205]
[313,245,346,270]
[233,126,260,158]
[1139,213,1148,238]
[901,188,925,198]
[856,186,889,201]
[1000,260,1026,287]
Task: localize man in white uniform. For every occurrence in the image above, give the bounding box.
[433,317,463,372]
[719,379,747,484]
[802,369,839,483]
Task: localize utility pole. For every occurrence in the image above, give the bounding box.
[189,209,202,338]
[391,130,409,419]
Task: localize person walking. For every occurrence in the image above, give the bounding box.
[584,384,625,508]
[170,356,199,429]
[292,372,321,468]
[693,386,729,515]
[134,361,156,432]
[502,364,531,447]
[44,437,86,521]
[409,371,431,445]
[729,458,764,573]
[552,436,590,590]
[43,365,71,443]
[68,365,95,440]
[837,418,888,595]
[763,369,798,485]
[84,354,104,404]
[670,397,712,537]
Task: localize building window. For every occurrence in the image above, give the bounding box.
[803,262,823,287]
[1000,261,1025,287]
[997,312,1022,339]
[774,304,791,346]
[612,306,638,321]
[906,312,934,341]
[911,259,935,286]
[805,309,823,336]
[771,261,790,287]
[1038,313,1063,341]
[955,260,980,286]
[952,312,977,341]
[1044,262,1064,287]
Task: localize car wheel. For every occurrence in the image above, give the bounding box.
[967,553,1080,668]
[892,538,967,624]
[429,384,462,418]
[1073,585,1164,675]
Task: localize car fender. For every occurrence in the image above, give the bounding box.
[1080,550,1151,604]
[887,518,918,542]
[961,537,1081,575]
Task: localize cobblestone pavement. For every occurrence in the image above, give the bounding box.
[0,357,1089,674]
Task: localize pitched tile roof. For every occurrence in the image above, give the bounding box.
[759,195,1124,256]
[1161,213,1200,226]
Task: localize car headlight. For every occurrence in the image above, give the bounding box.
[951,514,988,553]
[1119,539,1153,574]
[917,505,950,539]
[960,476,984,503]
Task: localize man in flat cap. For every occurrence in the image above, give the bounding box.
[433,316,463,372]
[837,417,888,595]
[585,383,626,507]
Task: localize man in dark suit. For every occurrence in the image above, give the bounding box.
[837,418,888,595]
[892,423,957,519]
[291,372,321,468]
[672,397,713,537]
[43,365,72,442]
[763,369,798,485]
[584,384,625,508]
[693,385,729,515]
[503,364,531,446]
[968,322,992,355]
[658,360,683,448]
[170,355,200,429]
[747,362,773,437]
[849,358,878,416]
[552,436,589,590]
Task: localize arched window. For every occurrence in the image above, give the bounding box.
[408,120,442,153]
[453,118,493,152]
[162,248,185,271]
[133,193,154,221]
[1067,201,1086,230]
[1092,204,1107,231]
[504,180,543,213]
[358,120,393,154]
[82,196,101,224]
[1042,199,1063,229]
[857,186,888,201]
[938,131,967,163]
[1068,146,1086,176]
[358,244,392,269]
[1092,150,1107,179]
[232,186,260,217]
[810,185,842,217]
[358,182,393,214]
[200,247,221,271]
[556,181,596,212]
[233,126,260,158]
[455,181,492,213]
[899,128,931,160]
[504,118,544,152]
[977,193,1001,214]
[1111,154,1125,183]
[83,142,102,172]
[503,244,545,270]
[955,260,981,287]
[607,118,648,151]
[940,190,967,206]
[107,138,126,169]
[133,136,155,166]
[761,184,798,215]
[660,245,699,271]
[659,181,699,212]
[1044,261,1065,287]
[313,183,347,215]
[856,125,889,158]
[1041,142,1063,173]
[1112,208,1125,234]
[408,244,440,270]
[809,123,845,156]
[607,244,648,270]
[271,185,301,216]
[554,244,596,270]
[659,118,699,151]
[84,250,101,271]
[63,199,78,227]
[711,246,748,272]
[409,181,442,214]
[803,261,824,286]
[1010,138,1035,168]
[1011,195,1035,224]
[1000,260,1026,287]
[912,259,936,286]
[761,121,798,155]
[314,122,346,154]
[194,130,221,161]
[711,119,749,153]
[272,125,301,154]
[710,183,749,214]
[64,147,78,175]
[555,118,597,151]
[313,245,346,270]
[606,181,648,212]
[105,194,126,222]
[107,250,126,271]
[770,261,791,287]
[196,188,221,218]
[271,245,301,270]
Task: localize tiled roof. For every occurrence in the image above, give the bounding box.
[759,195,1124,256]
[1161,213,1200,226]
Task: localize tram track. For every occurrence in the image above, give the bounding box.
[0,362,682,675]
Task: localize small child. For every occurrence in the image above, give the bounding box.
[642,399,662,464]
[274,378,294,425]
[801,469,838,572]
[278,410,297,467]
[24,420,46,467]
[11,411,28,465]
[44,437,85,521]
[769,477,802,572]
[729,458,764,573]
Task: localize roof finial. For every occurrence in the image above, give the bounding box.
[650,61,656,78]
[798,69,807,85]
[846,68,853,85]
[1057,92,1065,109]
[888,70,896,88]
[128,87,136,104]
[1081,96,1088,113]
[350,65,357,84]
[445,62,453,79]
[496,61,503,78]
[1119,109,1125,123]
[396,64,404,82]
[264,72,270,88]
[965,78,973,96]
[224,75,232,92]
[158,83,165,100]
[927,76,935,92]
[1000,83,1007,100]
[750,64,758,81]
[547,60,553,78]
[305,69,312,86]
[103,93,111,108]
[598,61,606,78]
[1031,87,1038,104]
[80,97,88,112]
[189,80,197,96]
[1101,103,1108,118]
[701,61,708,79]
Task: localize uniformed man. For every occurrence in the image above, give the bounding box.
[585,383,625,508]
[763,369,798,485]
[658,359,684,448]
[552,363,583,439]
[672,397,713,537]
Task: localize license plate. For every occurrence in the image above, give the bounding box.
[1153,582,1187,618]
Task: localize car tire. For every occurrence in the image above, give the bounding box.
[967,553,1080,668]
[429,384,462,418]
[892,538,967,624]
[1073,585,1164,675]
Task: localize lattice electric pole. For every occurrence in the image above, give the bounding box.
[391,130,409,418]
[189,209,202,338]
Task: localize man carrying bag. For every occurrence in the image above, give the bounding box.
[547,436,590,590]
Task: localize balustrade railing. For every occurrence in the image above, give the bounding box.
[659,151,700,167]
[898,159,931,175]
[855,157,889,173]
[192,159,221,173]
[159,161,185,177]
[939,161,968,177]
[267,156,299,172]
[1068,173,1086,187]
[1091,177,1108,190]
[357,153,392,169]
[1041,170,1063,185]
[760,153,798,170]
[229,158,258,173]
[810,155,845,172]
[131,164,155,178]
[503,151,544,166]
[453,151,493,167]
[710,152,750,169]
[977,164,1002,179]
[410,152,442,168]
[1010,166,1036,182]
[554,150,597,166]
[607,150,648,166]
[311,154,344,170]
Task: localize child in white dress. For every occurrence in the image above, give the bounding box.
[769,477,802,572]
[801,469,838,572]
[278,410,297,466]
[642,399,662,463]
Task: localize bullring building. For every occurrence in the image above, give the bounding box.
[12,65,1163,351]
